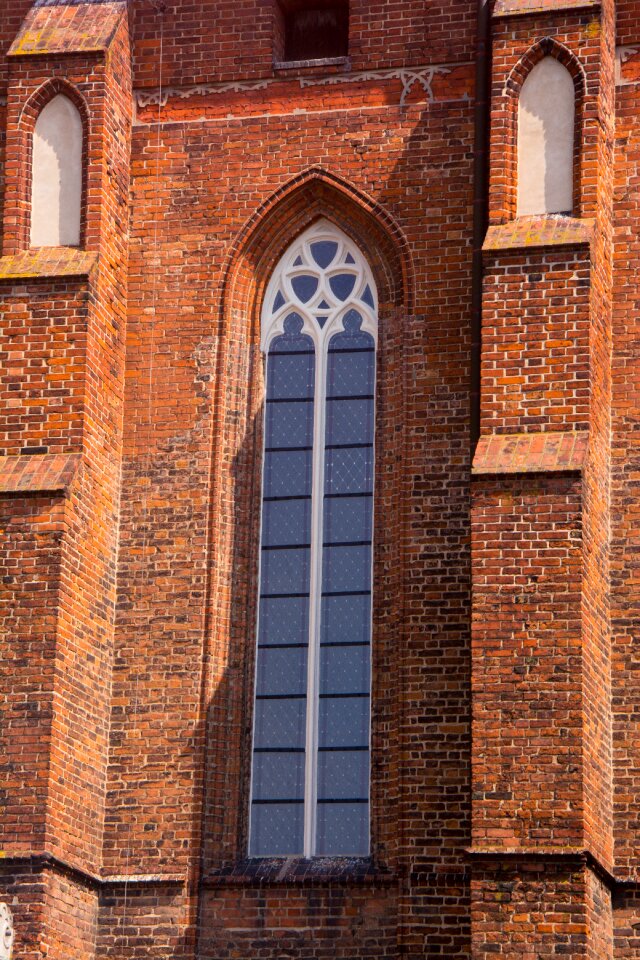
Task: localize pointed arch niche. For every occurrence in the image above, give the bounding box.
[30,93,84,247]
[517,57,575,216]
[201,173,410,871]
[498,40,587,221]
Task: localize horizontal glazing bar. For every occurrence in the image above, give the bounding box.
[319,692,370,699]
[326,395,374,402]
[321,590,372,598]
[260,592,310,599]
[320,641,370,648]
[318,745,369,752]
[265,446,312,453]
[317,798,368,804]
[267,397,314,404]
[254,747,306,753]
[258,642,309,650]
[263,495,312,503]
[268,349,315,357]
[252,798,305,805]
[256,693,307,701]
[325,443,373,451]
[322,540,371,548]
[261,543,311,551]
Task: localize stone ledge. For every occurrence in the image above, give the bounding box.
[203,857,395,887]
[472,431,589,476]
[0,248,96,281]
[0,453,81,495]
[483,216,594,253]
[8,1,126,57]
[493,0,600,18]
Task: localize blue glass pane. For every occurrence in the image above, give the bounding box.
[256,646,308,697]
[293,255,303,266]
[316,802,369,856]
[254,698,307,750]
[318,299,331,310]
[362,285,375,309]
[265,400,314,449]
[345,252,356,264]
[326,351,375,398]
[321,594,371,646]
[263,451,312,498]
[325,447,374,495]
[272,290,286,313]
[262,499,311,547]
[324,496,372,544]
[267,352,314,400]
[291,274,319,303]
[259,597,309,646]
[250,802,304,857]
[316,316,329,329]
[310,241,338,269]
[261,547,310,596]
[325,398,375,446]
[318,751,369,800]
[320,645,370,695]
[329,273,357,301]
[253,752,305,801]
[323,544,371,594]
[318,696,369,748]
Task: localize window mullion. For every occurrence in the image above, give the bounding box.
[303,333,328,857]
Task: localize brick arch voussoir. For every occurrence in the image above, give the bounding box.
[20,77,90,135]
[505,37,587,100]
[222,167,413,327]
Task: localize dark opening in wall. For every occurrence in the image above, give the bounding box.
[277,0,349,63]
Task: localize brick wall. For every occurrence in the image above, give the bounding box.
[2,0,640,957]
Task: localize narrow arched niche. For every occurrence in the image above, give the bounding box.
[517,57,575,217]
[30,94,83,247]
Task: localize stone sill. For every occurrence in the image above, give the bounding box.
[483,216,594,253]
[493,0,600,18]
[203,857,395,887]
[0,248,97,282]
[472,431,589,476]
[273,56,350,79]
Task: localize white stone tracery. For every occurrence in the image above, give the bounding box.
[261,219,378,351]
[0,904,14,960]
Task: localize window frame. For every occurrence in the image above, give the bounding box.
[249,219,378,858]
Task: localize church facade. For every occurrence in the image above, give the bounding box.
[1,0,639,957]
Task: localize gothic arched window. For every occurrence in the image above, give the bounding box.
[250,220,377,858]
[517,56,575,217]
[30,94,83,248]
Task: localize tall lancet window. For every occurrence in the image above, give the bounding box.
[31,94,83,248]
[517,56,575,217]
[250,220,377,858]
